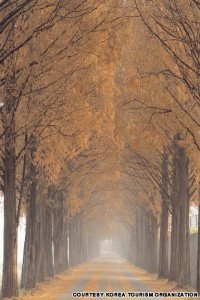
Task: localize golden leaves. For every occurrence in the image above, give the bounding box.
[69,196,84,217]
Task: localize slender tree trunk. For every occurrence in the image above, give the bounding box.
[62,220,69,270]
[135,205,141,267]
[21,149,37,289]
[1,74,18,297]
[1,140,18,297]
[69,220,78,267]
[135,205,146,269]
[78,219,86,264]
[158,189,169,278]
[158,151,169,279]
[146,210,158,274]
[170,153,179,282]
[141,207,146,269]
[170,141,190,287]
[145,210,150,271]
[36,199,48,282]
[45,206,54,277]
[53,207,65,274]
[76,219,81,264]
[177,147,190,287]
[151,213,158,273]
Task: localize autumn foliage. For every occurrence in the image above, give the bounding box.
[0,0,199,298]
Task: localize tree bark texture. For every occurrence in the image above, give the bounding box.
[21,150,37,289]
[1,72,18,298]
[158,152,169,279]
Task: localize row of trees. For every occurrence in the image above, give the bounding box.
[118,0,199,291]
[0,0,129,298]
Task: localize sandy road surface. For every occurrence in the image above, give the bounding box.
[57,255,157,300]
[17,255,195,300]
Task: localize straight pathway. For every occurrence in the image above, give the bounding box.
[18,254,194,300]
[57,255,160,300]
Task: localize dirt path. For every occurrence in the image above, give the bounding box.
[17,255,196,300]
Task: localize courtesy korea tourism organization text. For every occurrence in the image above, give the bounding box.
[72,292,198,298]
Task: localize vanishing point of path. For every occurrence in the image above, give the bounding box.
[18,255,194,300]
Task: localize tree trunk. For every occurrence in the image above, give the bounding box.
[146,210,158,274]
[78,219,85,264]
[170,141,190,287]
[170,152,179,282]
[1,142,18,297]
[36,199,48,282]
[145,210,150,271]
[151,213,158,273]
[69,220,78,267]
[21,152,37,289]
[53,207,65,274]
[140,206,146,269]
[158,189,169,278]
[1,76,18,297]
[128,225,132,262]
[63,220,69,270]
[45,206,54,277]
[135,205,142,267]
[177,146,190,287]
[135,205,146,269]
[158,151,169,279]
